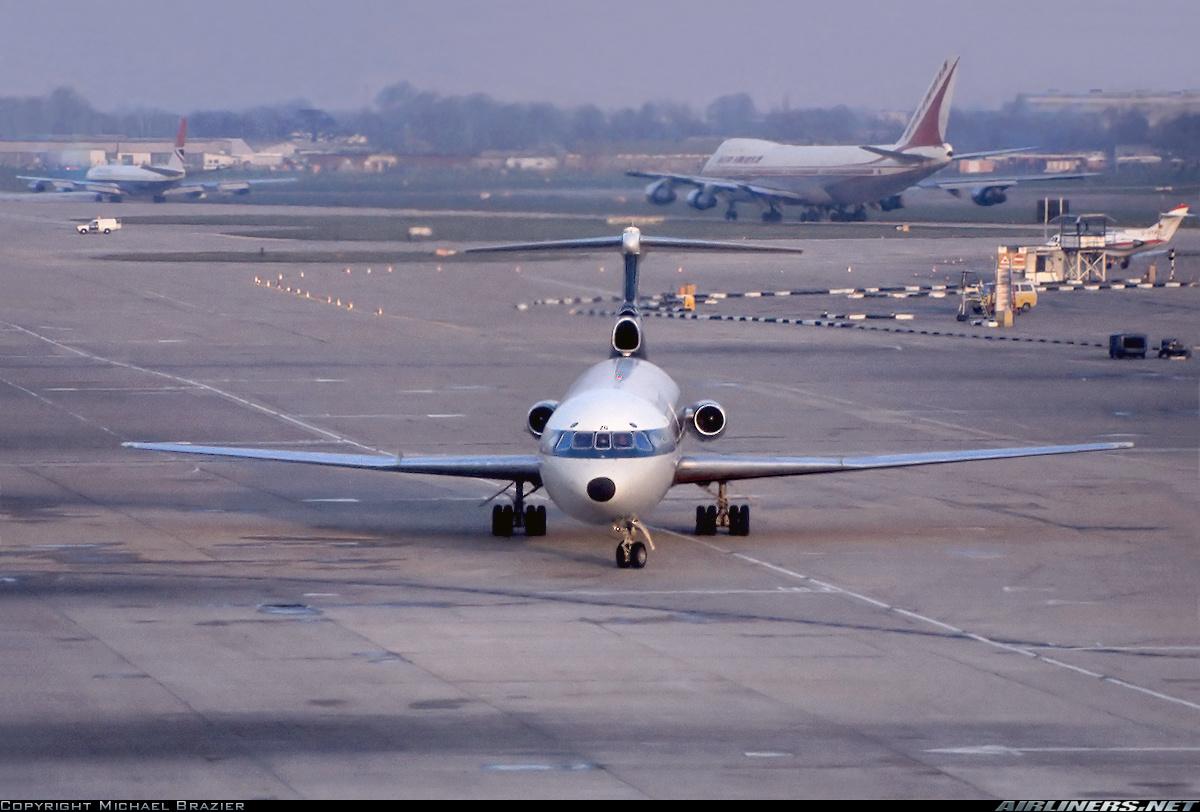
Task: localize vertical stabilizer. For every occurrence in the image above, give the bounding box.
[168,117,187,171]
[895,57,959,150]
[1151,204,1190,242]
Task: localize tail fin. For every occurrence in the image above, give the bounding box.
[1152,204,1190,241]
[168,117,187,171]
[895,57,959,150]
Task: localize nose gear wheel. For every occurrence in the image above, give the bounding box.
[614,518,654,569]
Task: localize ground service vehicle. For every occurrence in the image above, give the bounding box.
[76,217,122,235]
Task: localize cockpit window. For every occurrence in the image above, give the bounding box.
[543,428,676,458]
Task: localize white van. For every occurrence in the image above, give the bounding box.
[76,217,122,235]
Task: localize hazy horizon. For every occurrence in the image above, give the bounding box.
[3,0,1198,115]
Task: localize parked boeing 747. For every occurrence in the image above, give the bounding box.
[631,57,1089,223]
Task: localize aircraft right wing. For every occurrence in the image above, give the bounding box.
[674,442,1130,484]
[122,442,541,482]
[921,172,1097,193]
[171,177,299,199]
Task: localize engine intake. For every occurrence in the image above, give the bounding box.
[971,186,1008,206]
[686,187,718,211]
[611,315,642,356]
[645,179,676,206]
[684,400,727,440]
[526,400,558,437]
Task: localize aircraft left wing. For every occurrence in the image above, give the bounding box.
[627,170,809,204]
[122,442,541,481]
[674,442,1130,484]
[18,176,124,196]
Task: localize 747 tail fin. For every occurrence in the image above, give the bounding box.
[895,57,959,150]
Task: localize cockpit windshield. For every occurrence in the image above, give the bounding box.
[544,427,676,458]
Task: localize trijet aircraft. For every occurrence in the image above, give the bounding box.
[125,228,1130,568]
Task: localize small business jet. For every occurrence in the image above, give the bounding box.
[125,229,1129,568]
[20,118,291,202]
[1046,204,1191,269]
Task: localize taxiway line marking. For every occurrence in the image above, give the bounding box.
[4,320,383,453]
[2,321,529,500]
[925,745,1200,755]
[0,376,121,439]
[656,526,1200,715]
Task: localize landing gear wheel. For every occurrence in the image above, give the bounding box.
[613,518,654,568]
[729,505,751,536]
[761,209,783,223]
[524,505,547,536]
[694,505,717,535]
[491,504,514,537]
[724,207,738,222]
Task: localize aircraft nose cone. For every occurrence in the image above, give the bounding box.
[586,477,616,503]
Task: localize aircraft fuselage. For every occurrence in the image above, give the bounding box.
[702,138,952,207]
[537,357,682,526]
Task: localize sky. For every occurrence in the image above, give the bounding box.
[2,0,1198,114]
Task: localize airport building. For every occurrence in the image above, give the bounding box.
[0,137,295,170]
[1018,89,1200,124]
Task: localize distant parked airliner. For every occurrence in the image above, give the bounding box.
[631,57,1088,223]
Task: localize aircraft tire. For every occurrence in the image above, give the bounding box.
[616,544,630,568]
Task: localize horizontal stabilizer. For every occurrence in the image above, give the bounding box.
[860,145,932,164]
[466,234,803,256]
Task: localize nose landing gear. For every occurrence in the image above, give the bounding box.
[694,481,751,536]
[614,518,654,569]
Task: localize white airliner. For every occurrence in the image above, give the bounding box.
[20,118,290,202]
[631,57,1088,223]
[125,228,1129,568]
[1047,204,1191,268]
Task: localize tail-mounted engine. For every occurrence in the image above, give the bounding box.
[526,400,558,437]
[611,311,643,357]
[682,400,727,440]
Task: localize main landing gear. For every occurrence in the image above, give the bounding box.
[761,206,783,223]
[724,203,738,221]
[694,481,750,536]
[829,205,867,222]
[489,479,546,537]
[614,518,654,569]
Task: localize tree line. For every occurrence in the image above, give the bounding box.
[1,82,1197,161]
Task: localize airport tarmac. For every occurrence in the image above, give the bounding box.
[0,199,1196,799]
